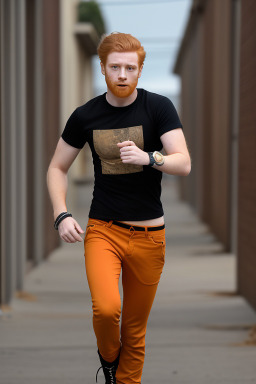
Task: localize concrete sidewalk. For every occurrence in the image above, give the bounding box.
[1,177,255,384]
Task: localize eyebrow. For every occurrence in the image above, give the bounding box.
[108,63,137,67]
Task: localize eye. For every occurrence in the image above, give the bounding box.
[111,65,118,70]
[127,66,135,71]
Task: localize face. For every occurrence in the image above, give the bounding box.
[101,51,143,98]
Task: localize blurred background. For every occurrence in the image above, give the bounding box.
[1,0,256,326]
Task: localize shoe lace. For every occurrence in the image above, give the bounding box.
[96,366,102,383]
[96,365,116,384]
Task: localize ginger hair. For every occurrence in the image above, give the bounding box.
[97,32,146,67]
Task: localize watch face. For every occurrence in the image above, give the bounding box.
[155,152,163,163]
[153,151,164,165]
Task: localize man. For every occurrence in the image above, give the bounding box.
[47,32,191,384]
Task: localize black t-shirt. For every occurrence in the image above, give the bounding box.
[61,88,182,221]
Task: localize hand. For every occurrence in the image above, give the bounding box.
[117,141,149,166]
[58,217,85,243]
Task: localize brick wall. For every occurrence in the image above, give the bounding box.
[237,0,256,309]
[176,0,232,249]
[202,0,232,248]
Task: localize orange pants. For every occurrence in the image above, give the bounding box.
[84,218,166,384]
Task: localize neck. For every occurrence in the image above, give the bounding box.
[106,88,138,107]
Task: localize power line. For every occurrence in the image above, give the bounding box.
[98,0,189,6]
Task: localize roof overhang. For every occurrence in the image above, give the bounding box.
[73,22,100,55]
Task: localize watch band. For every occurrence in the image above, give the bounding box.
[148,152,155,166]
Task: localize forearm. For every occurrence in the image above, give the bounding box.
[118,140,191,176]
[46,167,68,220]
[152,153,191,176]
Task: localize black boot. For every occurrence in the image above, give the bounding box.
[96,349,120,384]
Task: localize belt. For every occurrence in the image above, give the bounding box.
[111,220,165,232]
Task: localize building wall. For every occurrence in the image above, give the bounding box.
[26,0,36,264]
[174,0,233,250]
[178,13,204,211]
[43,0,61,258]
[0,0,2,304]
[1,0,27,304]
[202,0,232,247]
[25,0,60,265]
[0,0,59,305]
[0,0,99,306]
[175,0,256,310]
[60,0,96,215]
[237,0,256,309]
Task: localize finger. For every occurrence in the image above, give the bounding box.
[70,229,83,242]
[60,230,77,243]
[62,235,71,243]
[117,140,135,147]
[120,146,133,153]
[120,154,133,160]
[121,157,132,163]
[117,141,130,147]
[65,233,78,243]
[120,151,131,157]
[74,222,85,234]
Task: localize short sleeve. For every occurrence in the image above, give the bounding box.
[155,96,183,137]
[61,108,87,149]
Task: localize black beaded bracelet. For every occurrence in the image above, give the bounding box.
[54,212,72,230]
[54,212,68,230]
[55,212,68,223]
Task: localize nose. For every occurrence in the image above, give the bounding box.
[118,67,127,80]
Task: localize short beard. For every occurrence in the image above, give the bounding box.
[105,74,138,98]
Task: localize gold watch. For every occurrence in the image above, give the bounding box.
[148,151,165,166]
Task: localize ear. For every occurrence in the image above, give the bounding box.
[100,62,105,75]
[138,64,143,78]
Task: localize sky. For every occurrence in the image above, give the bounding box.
[92,0,192,98]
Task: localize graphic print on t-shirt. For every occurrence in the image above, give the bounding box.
[93,125,144,175]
